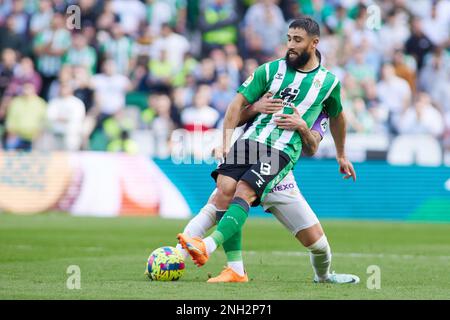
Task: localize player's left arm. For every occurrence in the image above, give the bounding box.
[324,81,356,181]
[274,108,321,156]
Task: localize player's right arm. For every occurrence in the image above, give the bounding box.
[220,93,249,157]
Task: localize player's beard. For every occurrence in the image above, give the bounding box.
[285,50,311,70]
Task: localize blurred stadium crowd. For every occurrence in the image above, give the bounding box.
[0,0,449,165]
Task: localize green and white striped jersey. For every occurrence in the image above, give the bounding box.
[238,58,342,163]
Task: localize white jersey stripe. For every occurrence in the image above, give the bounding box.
[297,69,328,117]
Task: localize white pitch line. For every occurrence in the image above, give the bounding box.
[244,250,450,260]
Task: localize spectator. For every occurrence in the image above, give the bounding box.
[223,44,243,88]
[78,0,104,29]
[103,109,139,153]
[378,9,410,57]
[47,82,86,151]
[91,59,132,125]
[397,92,445,138]
[0,48,17,102]
[47,64,73,101]
[111,0,146,36]
[404,16,434,71]
[422,2,449,48]
[33,12,71,100]
[96,0,119,34]
[240,58,259,83]
[346,97,376,134]
[181,85,219,131]
[150,23,190,72]
[99,23,136,75]
[4,82,47,151]
[392,49,416,94]
[147,49,177,94]
[29,0,53,37]
[0,15,30,56]
[63,32,97,75]
[73,65,95,113]
[194,57,217,85]
[243,0,286,61]
[376,63,412,133]
[419,47,450,117]
[346,49,376,84]
[7,0,29,37]
[1,56,42,113]
[211,72,235,118]
[209,48,240,87]
[147,0,188,35]
[107,129,139,153]
[199,0,238,56]
[345,5,378,51]
[146,93,176,158]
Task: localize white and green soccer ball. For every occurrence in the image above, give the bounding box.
[145,246,185,281]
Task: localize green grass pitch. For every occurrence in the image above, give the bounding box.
[0,213,449,300]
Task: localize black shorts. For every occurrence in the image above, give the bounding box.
[211,139,291,206]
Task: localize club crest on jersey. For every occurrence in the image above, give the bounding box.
[275,73,283,80]
[313,79,322,88]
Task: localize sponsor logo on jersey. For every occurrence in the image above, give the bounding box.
[280,87,299,102]
[242,73,254,87]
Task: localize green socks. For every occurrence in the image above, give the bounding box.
[210,198,249,247]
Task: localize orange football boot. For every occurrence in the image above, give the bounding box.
[207,267,249,283]
[177,233,209,267]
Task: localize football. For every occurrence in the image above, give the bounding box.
[145,246,185,281]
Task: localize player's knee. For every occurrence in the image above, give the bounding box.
[306,235,330,254]
[296,223,324,247]
[235,181,257,204]
[215,177,237,207]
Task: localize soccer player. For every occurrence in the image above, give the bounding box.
[175,94,359,284]
[177,17,356,281]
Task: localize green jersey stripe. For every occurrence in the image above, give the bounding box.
[320,76,339,104]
